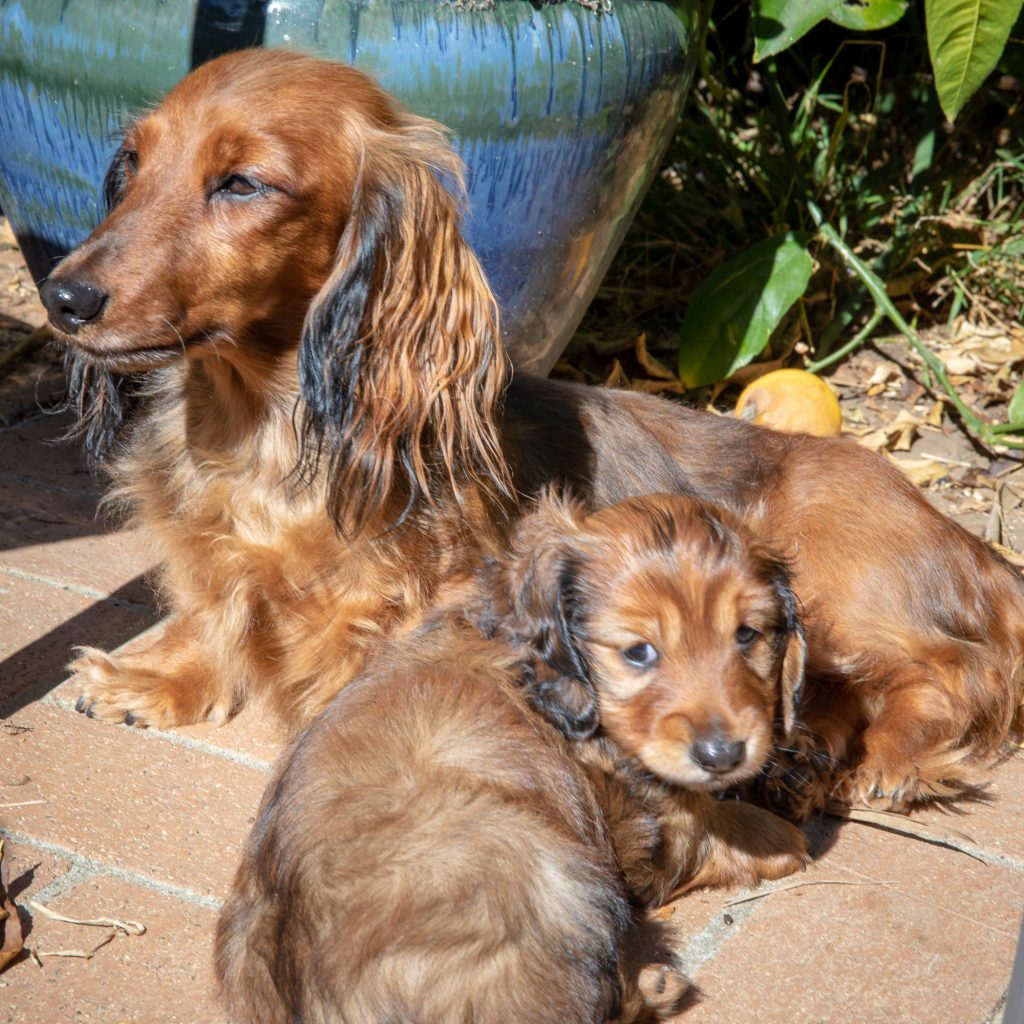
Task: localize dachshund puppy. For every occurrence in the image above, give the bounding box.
[476,490,808,900]
[43,50,1024,815]
[490,488,1024,819]
[215,620,692,1024]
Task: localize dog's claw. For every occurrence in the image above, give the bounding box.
[75,695,87,713]
[123,711,137,727]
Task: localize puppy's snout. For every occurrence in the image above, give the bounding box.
[691,733,746,774]
[40,277,108,334]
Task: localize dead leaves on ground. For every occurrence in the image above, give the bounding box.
[0,841,25,972]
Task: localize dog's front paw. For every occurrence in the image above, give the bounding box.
[69,645,230,730]
[748,741,837,823]
[636,963,692,1019]
[834,759,915,811]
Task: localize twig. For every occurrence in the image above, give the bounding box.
[27,899,145,935]
[724,878,897,907]
[34,932,116,961]
[0,800,46,809]
[825,804,987,861]
[806,309,884,374]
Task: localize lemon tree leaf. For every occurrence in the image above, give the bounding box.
[753,0,834,61]
[677,233,814,389]
[829,0,909,31]
[926,0,1024,121]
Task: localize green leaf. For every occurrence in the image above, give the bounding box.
[752,0,834,62]
[677,233,814,389]
[1007,381,1024,426]
[926,0,1024,121]
[754,0,909,60]
[829,0,909,31]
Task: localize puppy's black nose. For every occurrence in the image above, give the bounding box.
[692,734,746,774]
[40,277,108,334]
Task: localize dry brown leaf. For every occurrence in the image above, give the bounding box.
[887,455,951,488]
[0,841,24,972]
[726,355,787,388]
[604,359,629,389]
[941,354,983,376]
[855,410,923,454]
[634,333,677,382]
[925,400,946,428]
[865,361,902,388]
[992,542,1024,567]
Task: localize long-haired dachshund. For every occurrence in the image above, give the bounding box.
[215,620,693,1024]
[42,49,1024,814]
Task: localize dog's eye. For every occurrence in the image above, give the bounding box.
[736,624,761,648]
[214,174,263,199]
[622,642,658,669]
[123,149,139,174]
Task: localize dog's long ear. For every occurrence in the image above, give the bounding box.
[496,494,600,740]
[297,114,511,536]
[771,569,806,737]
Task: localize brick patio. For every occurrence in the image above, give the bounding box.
[1,233,1022,1023]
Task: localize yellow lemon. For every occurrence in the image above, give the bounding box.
[735,368,842,437]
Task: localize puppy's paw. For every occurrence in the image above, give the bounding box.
[636,963,692,1019]
[69,646,230,730]
[835,758,917,811]
[746,811,809,882]
[691,800,809,892]
[748,741,836,823]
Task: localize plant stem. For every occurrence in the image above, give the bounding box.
[806,309,884,374]
[808,202,1024,450]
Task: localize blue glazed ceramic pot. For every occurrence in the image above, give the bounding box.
[0,0,700,371]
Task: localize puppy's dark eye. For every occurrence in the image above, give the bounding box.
[622,642,658,668]
[123,149,139,173]
[736,624,761,648]
[213,174,263,199]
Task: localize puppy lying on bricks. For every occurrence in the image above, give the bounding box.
[487,489,1024,822]
[481,490,809,902]
[215,620,693,1024]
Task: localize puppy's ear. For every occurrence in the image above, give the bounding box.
[499,495,600,740]
[772,573,806,737]
[297,114,511,536]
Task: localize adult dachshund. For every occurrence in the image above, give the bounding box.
[42,48,1024,814]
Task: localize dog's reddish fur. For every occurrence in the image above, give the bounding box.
[44,49,1024,815]
[215,620,692,1024]
[478,491,808,897]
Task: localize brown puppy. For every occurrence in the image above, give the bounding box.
[215,620,691,1024]
[491,489,1024,818]
[43,50,1024,814]
[477,490,808,899]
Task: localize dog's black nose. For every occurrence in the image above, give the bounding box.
[40,277,108,334]
[692,734,746,774]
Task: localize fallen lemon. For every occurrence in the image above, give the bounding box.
[734,368,842,437]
